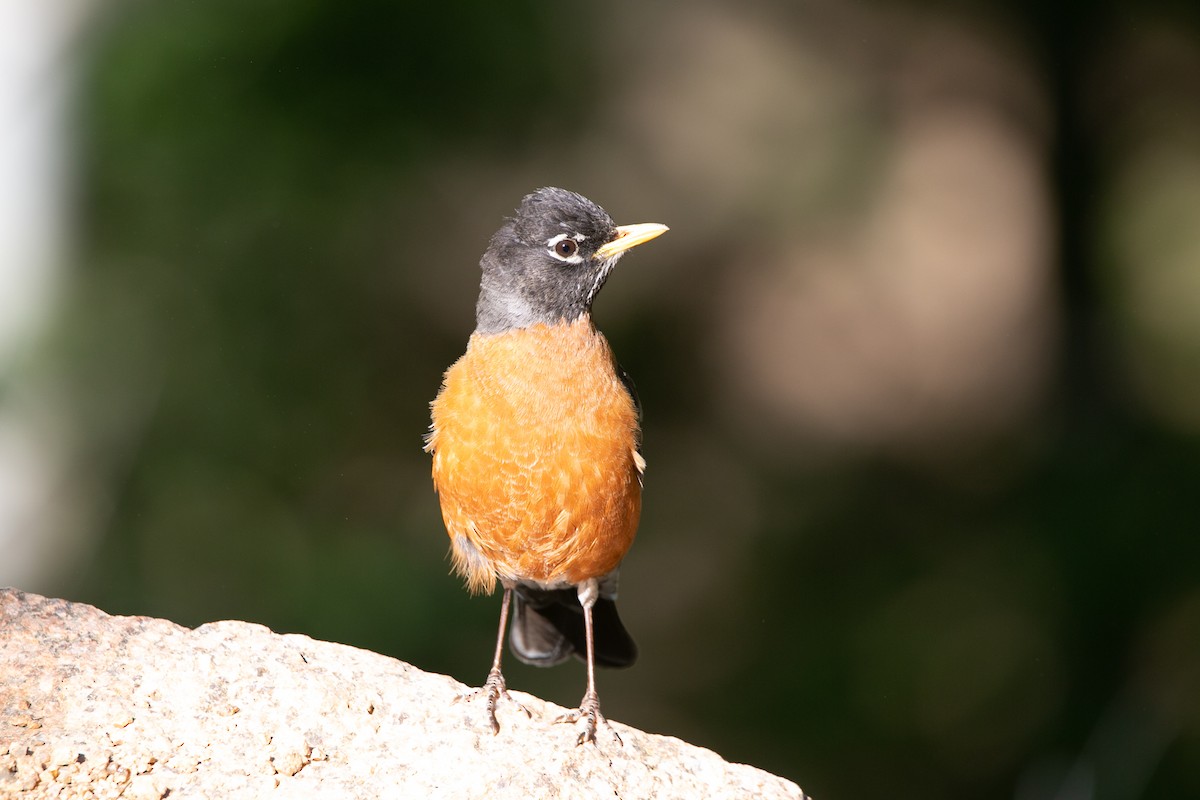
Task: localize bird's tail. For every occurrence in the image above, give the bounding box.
[508,586,637,669]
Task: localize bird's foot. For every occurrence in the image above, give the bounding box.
[455,667,530,734]
[554,689,622,746]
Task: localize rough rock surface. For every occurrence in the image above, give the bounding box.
[0,589,808,799]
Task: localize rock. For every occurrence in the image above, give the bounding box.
[0,589,809,799]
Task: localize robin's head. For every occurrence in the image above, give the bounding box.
[474,187,668,334]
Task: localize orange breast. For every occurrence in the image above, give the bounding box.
[427,319,643,594]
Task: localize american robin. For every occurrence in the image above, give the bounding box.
[426,187,667,744]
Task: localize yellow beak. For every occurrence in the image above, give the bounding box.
[594,222,669,260]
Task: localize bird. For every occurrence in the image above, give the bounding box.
[425,187,667,745]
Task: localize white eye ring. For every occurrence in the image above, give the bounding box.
[547,233,584,264]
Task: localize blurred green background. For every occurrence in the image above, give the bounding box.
[4,0,1200,798]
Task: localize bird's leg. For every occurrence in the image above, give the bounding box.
[555,578,622,746]
[458,584,529,733]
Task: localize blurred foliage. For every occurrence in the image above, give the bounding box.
[27,1,1200,799]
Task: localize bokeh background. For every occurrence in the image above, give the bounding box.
[4,1,1200,797]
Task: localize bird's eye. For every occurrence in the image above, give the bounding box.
[555,239,579,258]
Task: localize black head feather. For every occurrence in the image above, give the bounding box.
[475,188,624,334]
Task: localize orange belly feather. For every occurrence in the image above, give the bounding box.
[427,318,643,594]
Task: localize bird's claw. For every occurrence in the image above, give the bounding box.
[456,668,530,734]
[554,690,622,746]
